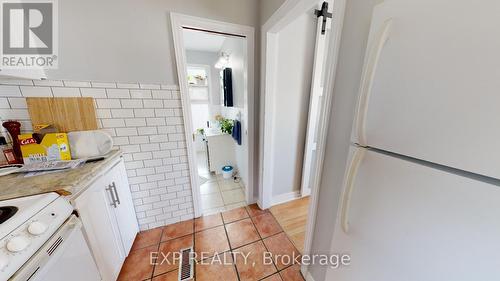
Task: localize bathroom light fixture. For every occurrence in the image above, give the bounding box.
[215,52,230,69]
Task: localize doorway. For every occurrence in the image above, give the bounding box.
[259,0,345,276]
[171,14,255,217]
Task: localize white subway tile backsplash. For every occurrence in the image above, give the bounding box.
[113,136,129,145]
[96,99,121,108]
[63,81,92,88]
[152,90,171,99]
[161,85,180,90]
[52,87,81,97]
[0,109,30,119]
[166,117,183,125]
[0,98,9,109]
[130,90,152,99]
[111,109,134,118]
[137,168,156,176]
[91,81,116,88]
[20,86,52,97]
[149,135,168,143]
[168,133,184,142]
[125,161,144,170]
[101,128,116,137]
[144,159,163,167]
[153,150,171,159]
[121,99,143,108]
[146,117,166,126]
[138,126,157,135]
[101,118,125,128]
[155,109,174,117]
[0,79,192,231]
[7,98,27,109]
[124,118,146,127]
[81,88,107,98]
[106,89,130,98]
[96,109,112,118]
[0,79,33,86]
[133,152,153,161]
[157,126,176,134]
[0,85,22,97]
[116,127,138,136]
[134,108,155,118]
[164,100,182,108]
[129,136,149,144]
[33,80,64,87]
[139,83,161,90]
[143,99,163,108]
[140,143,160,152]
[117,82,140,89]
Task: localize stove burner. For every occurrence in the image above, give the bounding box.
[0,206,18,224]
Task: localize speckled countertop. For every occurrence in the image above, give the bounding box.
[0,150,122,202]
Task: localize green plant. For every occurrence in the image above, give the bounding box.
[220,118,234,134]
[196,128,205,135]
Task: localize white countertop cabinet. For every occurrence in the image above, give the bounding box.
[73,159,139,281]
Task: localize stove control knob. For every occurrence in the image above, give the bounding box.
[6,237,29,252]
[28,221,47,236]
[0,255,8,270]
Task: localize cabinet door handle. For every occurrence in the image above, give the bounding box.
[111,182,121,206]
[106,185,117,208]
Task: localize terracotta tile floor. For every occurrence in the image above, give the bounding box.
[118,204,305,281]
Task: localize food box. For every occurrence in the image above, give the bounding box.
[18,126,71,164]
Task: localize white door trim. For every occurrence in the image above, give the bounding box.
[259,0,323,210]
[301,0,347,277]
[258,0,347,277]
[171,13,255,217]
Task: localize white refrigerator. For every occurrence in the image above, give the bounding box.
[328,0,500,280]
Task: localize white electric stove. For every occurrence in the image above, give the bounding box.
[0,193,100,281]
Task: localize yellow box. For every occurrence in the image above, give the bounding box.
[19,133,71,164]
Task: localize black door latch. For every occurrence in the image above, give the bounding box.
[315,2,333,35]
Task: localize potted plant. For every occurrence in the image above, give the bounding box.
[215,114,233,134]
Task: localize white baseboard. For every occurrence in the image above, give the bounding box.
[272,190,301,205]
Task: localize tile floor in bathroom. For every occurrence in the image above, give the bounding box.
[200,175,246,215]
[118,204,305,281]
[197,150,247,215]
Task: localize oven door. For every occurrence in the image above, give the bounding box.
[10,215,101,281]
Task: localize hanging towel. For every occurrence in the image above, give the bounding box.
[232,120,242,145]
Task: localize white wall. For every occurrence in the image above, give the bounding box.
[46,0,259,84]
[259,0,287,25]
[270,11,316,197]
[220,37,249,186]
[308,0,383,280]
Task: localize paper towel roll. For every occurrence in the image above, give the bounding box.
[67,130,113,159]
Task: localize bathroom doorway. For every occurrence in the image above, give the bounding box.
[171,14,255,216]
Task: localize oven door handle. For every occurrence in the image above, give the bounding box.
[10,215,81,281]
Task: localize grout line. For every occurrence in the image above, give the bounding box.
[222,214,242,281]
[150,227,164,280]
[249,211,280,279]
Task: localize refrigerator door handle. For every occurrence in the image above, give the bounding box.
[340,148,365,234]
[355,19,393,145]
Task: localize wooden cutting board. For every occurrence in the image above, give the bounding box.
[26,97,98,132]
